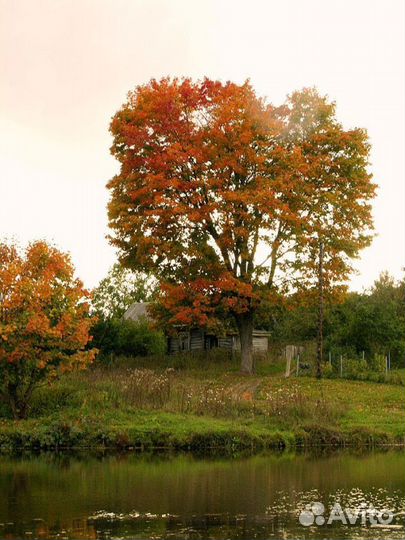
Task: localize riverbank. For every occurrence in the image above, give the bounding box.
[1,446,404,540]
[0,359,404,452]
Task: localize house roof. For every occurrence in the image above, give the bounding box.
[123,302,152,322]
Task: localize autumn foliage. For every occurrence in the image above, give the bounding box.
[107,78,376,373]
[0,241,97,418]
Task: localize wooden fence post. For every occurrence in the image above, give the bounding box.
[285,348,291,378]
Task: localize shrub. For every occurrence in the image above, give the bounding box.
[312,353,404,385]
[344,358,368,378]
[91,318,166,357]
[118,319,166,356]
[369,354,386,373]
[90,319,121,355]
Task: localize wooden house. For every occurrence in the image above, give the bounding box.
[123,302,270,354]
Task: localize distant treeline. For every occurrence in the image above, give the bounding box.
[257,272,405,366]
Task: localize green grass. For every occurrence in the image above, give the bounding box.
[0,356,404,452]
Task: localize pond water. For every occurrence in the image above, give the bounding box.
[0,449,404,539]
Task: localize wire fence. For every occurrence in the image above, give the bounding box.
[283,344,404,384]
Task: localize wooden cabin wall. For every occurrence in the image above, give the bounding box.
[190,328,204,351]
[253,336,268,353]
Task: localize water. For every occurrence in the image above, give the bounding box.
[0,449,404,539]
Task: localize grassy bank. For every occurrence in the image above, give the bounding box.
[0,356,404,452]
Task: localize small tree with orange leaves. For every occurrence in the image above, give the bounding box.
[0,241,97,419]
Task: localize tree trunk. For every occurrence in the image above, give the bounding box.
[8,392,29,420]
[235,310,254,374]
[316,240,324,379]
[6,378,35,420]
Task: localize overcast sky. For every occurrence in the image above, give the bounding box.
[1,0,404,291]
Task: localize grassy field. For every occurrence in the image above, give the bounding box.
[0,355,404,452]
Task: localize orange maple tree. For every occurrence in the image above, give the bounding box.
[0,240,97,418]
[107,78,376,373]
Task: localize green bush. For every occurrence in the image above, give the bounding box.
[118,318,166,356]
[91,317,166,357]
[369,354,386,373]
[315,355,404,385]
[90,318,121,354]
[345,358,368,378]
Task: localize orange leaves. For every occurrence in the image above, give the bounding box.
[216,272,254,297]
[107,79,376,332]
[0,240,96,372]
[107,78,277,277]
[158,281,214,328]
[25,313,53,337]
[155,271,258,330]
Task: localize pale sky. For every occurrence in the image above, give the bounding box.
[1,0,404,291]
